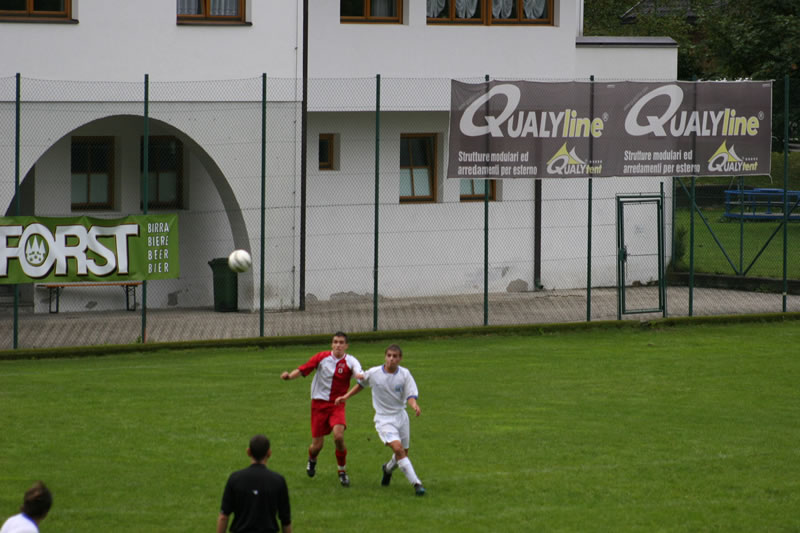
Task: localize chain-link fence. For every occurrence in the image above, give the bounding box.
[1,75,797,350]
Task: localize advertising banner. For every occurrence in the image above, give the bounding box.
[448,80,772,179]
[0,214,179,284]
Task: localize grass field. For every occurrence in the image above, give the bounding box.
[2,323,799,532]
[673,207,800,278]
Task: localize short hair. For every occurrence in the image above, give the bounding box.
[385,344,403,357]
[249,434,271,461]
[333,331,348,343]
[20,481,52,520]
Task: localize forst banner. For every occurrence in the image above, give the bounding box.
[448,80,772,179]
[0,214,179,284]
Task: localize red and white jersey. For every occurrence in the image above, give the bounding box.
[298,351,363,403]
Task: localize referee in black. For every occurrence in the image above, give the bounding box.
[217,435,292,533]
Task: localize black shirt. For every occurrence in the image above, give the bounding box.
[220,463,291,533]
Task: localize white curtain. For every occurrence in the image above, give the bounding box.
[427,0,446,17]
[177,0,201,15]
[427,0,478,18]
[371,0,396,16]
[210,0,239,16]
[492,0,513,19]
[177,0,239,16]
[456,0,478,18]
[523,0,546,18]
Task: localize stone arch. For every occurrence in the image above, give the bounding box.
[3,113,255,310]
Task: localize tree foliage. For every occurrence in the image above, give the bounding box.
[583,0,799,144]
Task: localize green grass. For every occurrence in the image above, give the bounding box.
[673,207,800,278]
[2,324,800,532]
[767,151,800,190]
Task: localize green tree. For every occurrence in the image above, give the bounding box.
[697,0,799,145]
[583,0,705,80]
[583,0,799,144]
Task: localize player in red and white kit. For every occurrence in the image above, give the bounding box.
[281,331,363,487]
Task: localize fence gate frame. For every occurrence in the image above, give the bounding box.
[616,191,667,320]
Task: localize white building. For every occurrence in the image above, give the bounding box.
[0,1,677,313]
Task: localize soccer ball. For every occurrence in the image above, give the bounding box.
[228,249,252,273]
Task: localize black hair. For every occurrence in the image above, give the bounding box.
[385,344,403,357]
[249,434,271,461]
[333,331,348,343]
[20,481,52,520]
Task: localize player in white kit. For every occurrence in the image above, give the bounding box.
[335,344,425,496]
[0,481,51,533]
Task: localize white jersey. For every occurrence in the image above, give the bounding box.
[0,514,39,533]
[359,365,418,416]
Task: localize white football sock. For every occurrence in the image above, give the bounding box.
[397,457,421,486]
[385,454,398,471]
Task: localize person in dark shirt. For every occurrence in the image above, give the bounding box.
[217,435,292,533]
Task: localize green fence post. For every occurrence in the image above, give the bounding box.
[689,176,695,317]
[534,179,542,290]
[739,176,744,274]
[587,178,592,321]
[616,198,622,321]
[660,181,666,317]
[587,75,595,322]
[373,74,381,331]
[483,74,490,326]
[483,178,489,326]
[299,7,308,312]
[484,178,489,326]
[783,74,789,313]
[671,176,676,271]
[13,73,20,349]
[260,73,267,336]
[141,74,149,343]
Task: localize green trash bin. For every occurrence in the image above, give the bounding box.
[208,258,238,312]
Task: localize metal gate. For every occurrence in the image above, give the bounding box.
[616,192,666,319]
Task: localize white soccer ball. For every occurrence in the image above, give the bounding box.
[228,249,252,273]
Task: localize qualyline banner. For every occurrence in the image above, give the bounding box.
[0,214,179,284]
[448,80,772,179]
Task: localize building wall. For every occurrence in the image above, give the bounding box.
[1,1,679,312]
[309,1,579,79]
[575,44,679,80]
[0,1,300,81]
[304,110,538,300]
[0,1,585,82]
[27,114,240,312]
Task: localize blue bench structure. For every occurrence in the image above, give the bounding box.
[723,188,800,221]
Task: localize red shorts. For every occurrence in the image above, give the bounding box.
[310,400,346,438]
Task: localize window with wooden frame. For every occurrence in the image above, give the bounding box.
[460,179,496,201]
[0,0,71,20]
[319,134,335,171]
[141,136,184,209]
[399,134,436,203]
[71,137,114,210]
[177,0,246,23]
[341,0,401,23]
[427,0,553,25]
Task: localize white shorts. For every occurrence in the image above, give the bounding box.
[374,411,410,449]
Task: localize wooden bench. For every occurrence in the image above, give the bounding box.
[37,282,142,313]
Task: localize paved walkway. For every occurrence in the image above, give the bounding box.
[3,286,798,351]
